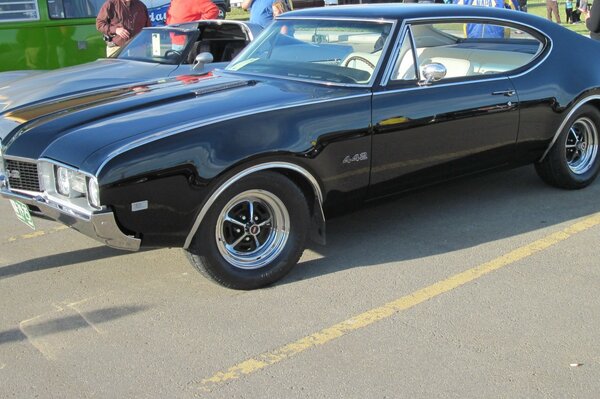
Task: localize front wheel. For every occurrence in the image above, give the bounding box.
[186,171,309,289]
[535,104,600,189]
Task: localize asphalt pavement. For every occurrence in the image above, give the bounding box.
[1,165,599,398]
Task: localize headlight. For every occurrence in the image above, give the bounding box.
[88,178,100,208]
[55,166,87,196]
[56,166,72,196]
[55,165,95,201]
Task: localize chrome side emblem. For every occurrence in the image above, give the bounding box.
[342,152,368,165]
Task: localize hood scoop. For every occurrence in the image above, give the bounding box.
[193,80,255,97]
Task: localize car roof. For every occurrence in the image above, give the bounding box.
[282,4,546,26]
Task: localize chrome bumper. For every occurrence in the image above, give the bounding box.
[0,186,141,251]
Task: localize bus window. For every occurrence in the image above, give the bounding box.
[0,0,40,22]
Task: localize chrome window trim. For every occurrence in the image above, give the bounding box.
[96,92,372,177]
[380,16,552,89]
[227,17,397,88]
[408,25,419,80]
[183,162,324,249]
[380,20,408,85]
[539,95,600,161]
[375,74,512,96]
[277,16,397,23]
[226,70,370,89]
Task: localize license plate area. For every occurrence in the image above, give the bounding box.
[10,199,35,230]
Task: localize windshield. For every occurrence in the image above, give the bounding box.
[226,19,394,85]
[117,29,198,65]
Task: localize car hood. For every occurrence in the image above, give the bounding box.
[1,71,364,174]
[0,59,178,113]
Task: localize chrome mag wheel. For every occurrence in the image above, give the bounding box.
[215,189,290,270]
[566,117,598,175]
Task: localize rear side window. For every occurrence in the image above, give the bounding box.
[47,0,104,19]
[391,21,545,82]
[0,0,40,22]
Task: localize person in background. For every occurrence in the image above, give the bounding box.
[519,0,527,11]
[572,0,582,22]
[272,0,289,17]
[166,0,219,25]
[96,0,151,57]
[583,1,600,39]
[546,0,562,23]
[166,0,219,51]
[242,0,277,28]
[454,0,520,38]
[566,0,574,22]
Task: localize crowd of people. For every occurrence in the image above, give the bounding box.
[95,0,224,56]
[93,0,600,57]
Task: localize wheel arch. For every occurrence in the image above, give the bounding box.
[183,161,326,249]
[539,95,600,162]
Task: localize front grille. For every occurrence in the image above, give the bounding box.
[6,159,40,192]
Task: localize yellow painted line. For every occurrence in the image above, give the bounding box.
[6,226,68,243]
[197,212,600,392]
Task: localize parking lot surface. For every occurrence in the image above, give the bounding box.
[1,166,599,398]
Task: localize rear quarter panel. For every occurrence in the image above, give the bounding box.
[511,21,600,164]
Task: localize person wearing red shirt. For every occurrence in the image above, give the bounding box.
[166,0,219,25]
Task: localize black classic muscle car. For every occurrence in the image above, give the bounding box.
[2,5,600,289]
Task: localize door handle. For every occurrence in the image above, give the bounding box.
[492,90,516,97]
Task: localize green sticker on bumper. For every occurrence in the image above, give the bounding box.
[10,200,35,230]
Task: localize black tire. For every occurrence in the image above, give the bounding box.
[535,104,600,189]
[186,171,309,290]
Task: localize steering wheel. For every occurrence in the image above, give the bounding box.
[164,49,182,59]
[342,55,375,69]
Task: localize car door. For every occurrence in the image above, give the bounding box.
[369,20,541,198]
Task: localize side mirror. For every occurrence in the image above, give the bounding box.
[193,52,214,71]
[419,63,447,86]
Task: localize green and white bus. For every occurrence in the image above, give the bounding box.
[0,0,106,71]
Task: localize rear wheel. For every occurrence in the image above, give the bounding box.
[535,105,600,189]
[186,171,309,289]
